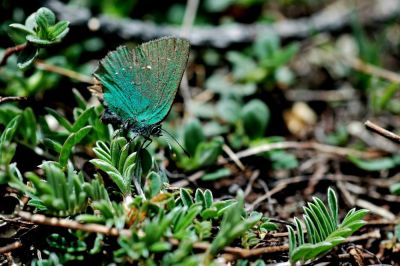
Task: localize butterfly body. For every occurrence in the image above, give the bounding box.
[94,37,190,138]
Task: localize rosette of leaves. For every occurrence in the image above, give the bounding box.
[287,187,369,264]
[90,137,155,198]
[8,7,70,68]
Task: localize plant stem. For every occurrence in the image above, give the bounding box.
[35,60,95,84]
[0,43,27,66]
[364,120,400,144]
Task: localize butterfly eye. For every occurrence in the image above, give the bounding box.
[151,126,161,136]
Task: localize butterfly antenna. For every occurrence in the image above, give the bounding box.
[161,128,191,157]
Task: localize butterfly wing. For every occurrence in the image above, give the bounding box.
[134,37,190,125]
[94,37,190,127]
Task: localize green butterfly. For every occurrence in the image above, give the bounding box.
[94,37,190,139]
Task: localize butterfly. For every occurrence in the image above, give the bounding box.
[93,37,190,140]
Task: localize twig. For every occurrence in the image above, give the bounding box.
[223,144,245,170]
[170,170,205,187]
[45,0,400,48]
[349,57,400,84]
[34,60,95,84]
[181,0,199,38]
[243,170,259,197]
[0,241,23,254]
[365,120,400,144]
[355,199,396,220]
[345,229,381,243]
[222,244,289,260]
[0,96,27,104]
[17,211,131,237]
[0,43,27,66]
[219,141,378,166]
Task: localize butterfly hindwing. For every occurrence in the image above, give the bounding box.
[134,37,190,125]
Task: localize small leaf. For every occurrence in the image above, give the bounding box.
[348,155,400,171]
[201,168,231,181]
[146,172,162,198]
[180,189,193,207]
[187,137,223,170]
[59,126,92,167]
[390,183,400,195]
[216,99,241,123]
[26,35,53,46]
[8,23,35,43]
[195,189,206,206]
[45,107,73,132]
[241,99,270,139]
[16,44,38,69]
[183,118,205,155]
[149,241,172,252]
[203,189,213,208]
[36,7,56,26]
[49,21,69,40]
[43,138,63,153]
[138,148,152,177]
[71,107,95,132]
[327,187,338,227]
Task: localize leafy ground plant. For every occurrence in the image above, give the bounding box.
[287,188,369,264]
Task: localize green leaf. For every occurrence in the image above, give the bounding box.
[26,35,53,46]
[203,189,213,208]
[59,126,92,167]
[183,118,205,155]
[138,148,153,177]
[348,155,400,171]
[187,137,223,170]
[180,189,193,207]
[43,138,63,153]
[201,168,231,181]
[341,209,369,228]
[8,23,35,43]
[20,107,37,145]
[45,107,73,132]
[241,99,270,139]
[327,187,338,227]
[149,241,172,253]
[174,205,202,233]
[36,7,56,26]
[195,189,205,206]
[71,107,95,132]
[216,99,241,123]
[146,172,162,198]
[16,44,38,69]
[390,183,400,195]
[49,21,70,40]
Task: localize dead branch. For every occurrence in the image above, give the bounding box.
[45,0,400,48]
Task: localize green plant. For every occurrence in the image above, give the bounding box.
[0,115,20,184]
[7,7,70,68]
[287,187,368,264]
[9,162,95,216]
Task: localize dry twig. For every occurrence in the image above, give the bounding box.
[0,43,27,66]
[365,120,400,144]
[46,0,400,48]
[0,241,23,254]
[0,96,27,104]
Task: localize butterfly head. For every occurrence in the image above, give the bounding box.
[122,119,162,139]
